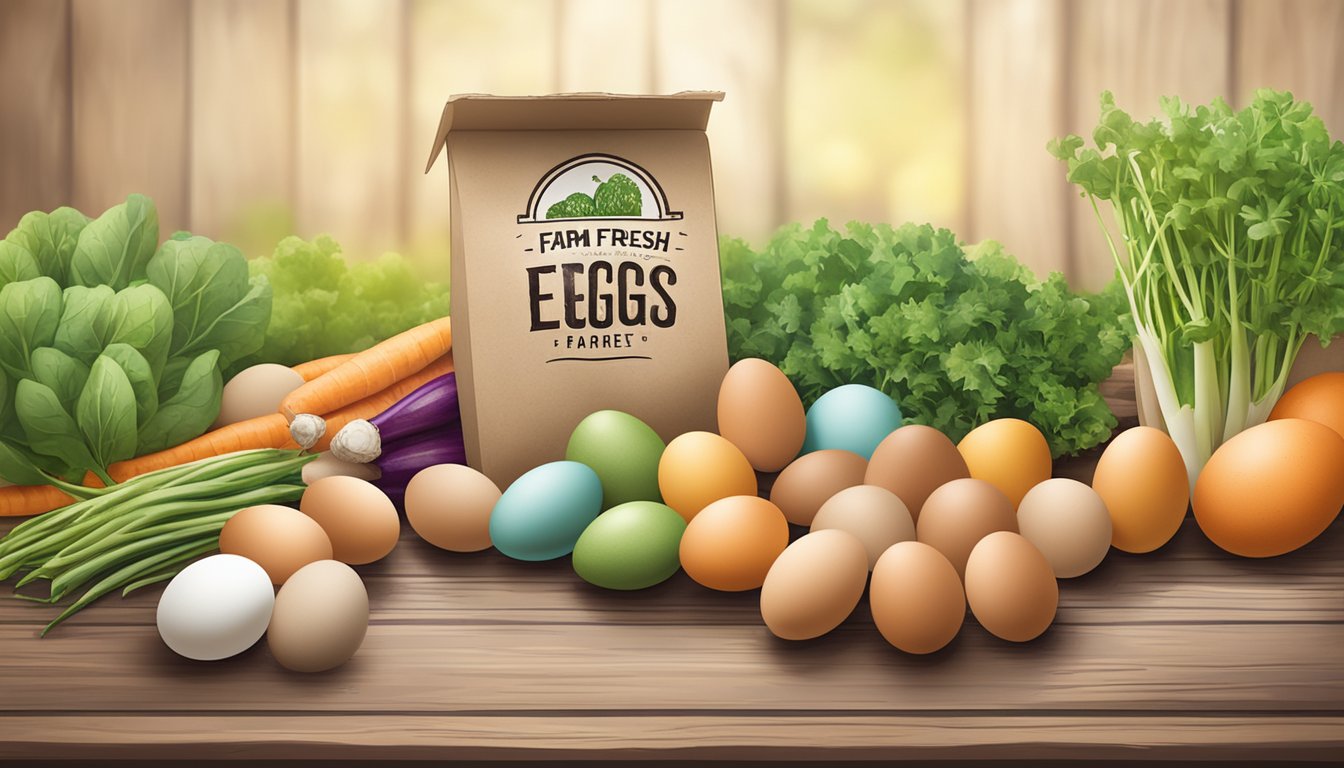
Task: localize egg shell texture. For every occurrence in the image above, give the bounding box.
[267,560,369,673]
[219,504,334,585]
[658,432,758,523]
[299,476,400,565]
[1015,478,1112,578]
[801,384,903,459]
[1193,418,1344,558]
[405,464,500,552]
[679,495,790,591]
[957,418,1052,509]
[870,541,965,654]
[490,461,603,561]
[1091,426,1189,554]
[864,425,970,523]
[760,529,869,640]
[717,358,807,472]
[573,501,687,590]
[964,531,1058,643]
[915,478,1017,580]
[769,449,868,526]
[565,410,666,508]
[156,554,275,662]
[810,485,915,569]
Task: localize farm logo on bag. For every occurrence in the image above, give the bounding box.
[516,153,687,361]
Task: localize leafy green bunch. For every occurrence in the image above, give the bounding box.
[0,195,271,485]
[246,235,451,366]
[721,220,1128,458]
[1051,90,1344,480]
[545,173,643,219]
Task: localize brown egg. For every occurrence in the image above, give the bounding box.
[215,363,305,429]
[1269,372,1344,440]
[219,504,333,585]
[679,495,790,591]
[405,464,500,552]
[769,449,868,526]
[865,425,969,522]
[870,541,965,654]
[1193,418,1344,558]
[957,418,1052,508]
[718,358,807,472]
[267,560,369,673]
[1091,426,1189,553]
[810,485,915,569]
[915,478,1017,580]
[760,529,868,640]
[299,476,400,565]
[964,532,1058,642]
[1016,478,1112,578]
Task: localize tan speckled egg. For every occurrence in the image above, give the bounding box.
[219,504,333,585]
[717,358,807,472]
[870,541,965,654]
[1016,478,1112,578]
[964,531,1058,643]
[405,464,500,552]
[299,476,400,565]
[769,449,868,526]
[915,478,1017,580]
[810,485,915,569]
[865,425,970,523]
[267,560,369,673]
[760,529,869,640]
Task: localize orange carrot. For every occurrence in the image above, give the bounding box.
[105,412,297,483]
[309,354,455,451]
[280,317,452,420]
[292,353,357,382]
[0,484,76,518]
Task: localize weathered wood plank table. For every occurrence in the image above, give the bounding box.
[1,364,1340,763]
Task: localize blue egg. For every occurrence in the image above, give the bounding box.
[802,384,903,460]
[490,461,603,561]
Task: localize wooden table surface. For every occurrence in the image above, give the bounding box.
[1,364,1341,764]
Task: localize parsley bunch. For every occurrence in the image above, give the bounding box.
[721,220,1128,458]
[1051,90,1344,482]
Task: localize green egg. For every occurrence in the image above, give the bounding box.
[565,410,666,508]
[573,501,687,590]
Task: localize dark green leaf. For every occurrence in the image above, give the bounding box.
[136,350,222,456]
[99,343,157,428]
[4,206,89,283]
[29,347,91,412]
[69,194,159,290]
[0,277,63,380]
[15,379,98,475]
[76,354,139,470]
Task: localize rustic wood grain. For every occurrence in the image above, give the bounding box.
[188,0,295,252]
[0,0,70,232]
[2,714,1341,762]
[966,0,1071,280]
[69,0,190,234]
[1065,0,1233,291]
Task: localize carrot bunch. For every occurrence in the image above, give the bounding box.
[0,318,453,517]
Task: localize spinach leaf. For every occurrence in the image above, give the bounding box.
[100,343,157,428]
[0,439,50,486]
[69,194,158,290]
[147,236,272,369]
[0,241,40,289]
[76,355,139,471]
[0,277,63,380]
[106,284,173,377]
[137,350,222,456]
[156,356,190,402]
[29,347,91,413]
[51,285,115,365]
[15,379,98,477]
[5,206,90,283]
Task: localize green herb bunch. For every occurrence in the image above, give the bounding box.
[1051,89,1344,481]
[0,195,271,486]
[721,220,1128,458]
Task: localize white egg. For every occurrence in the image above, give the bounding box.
[156,554,275,661]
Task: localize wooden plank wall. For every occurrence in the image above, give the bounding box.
[0,0,1341,288]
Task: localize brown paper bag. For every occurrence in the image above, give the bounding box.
[424,92,729,487]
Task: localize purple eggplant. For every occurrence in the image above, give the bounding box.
[373,422,467,492]
[330,373,459,463]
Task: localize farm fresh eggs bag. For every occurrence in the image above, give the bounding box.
[424,92,729,486]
